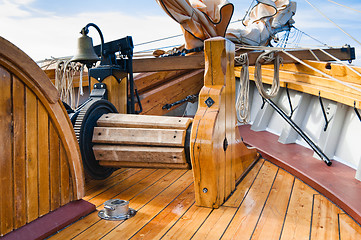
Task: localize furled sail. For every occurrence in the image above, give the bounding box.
[156,0,296,48]
[226,0,297,46]
[156,0,234,49]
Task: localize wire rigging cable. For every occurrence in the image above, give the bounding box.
[304,0,361,46]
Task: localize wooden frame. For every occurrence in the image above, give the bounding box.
[0,36,84,236]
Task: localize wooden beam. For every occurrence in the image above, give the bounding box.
[132,47,355,73]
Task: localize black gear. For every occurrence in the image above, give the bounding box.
[73,98,118,179]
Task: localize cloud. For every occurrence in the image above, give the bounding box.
[1,7,182,61]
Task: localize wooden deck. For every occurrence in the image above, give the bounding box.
[49,159,361,240]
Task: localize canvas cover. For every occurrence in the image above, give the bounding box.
[156,0,296,48]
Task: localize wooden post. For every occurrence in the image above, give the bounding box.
[190,37,258,208]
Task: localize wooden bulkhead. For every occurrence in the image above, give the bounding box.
[0,36,85,236]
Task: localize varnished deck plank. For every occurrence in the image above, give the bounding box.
[131,184,195,239]
[50,159,361,240]
[339,213,361,240]
[280,179,317,240]
[311,194,343,240]
[251,169,295,239]
[221,161,279,239]
[73,170,186,240]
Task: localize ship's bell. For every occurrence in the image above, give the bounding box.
[71,32,100,65]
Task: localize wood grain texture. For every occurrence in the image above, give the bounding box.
[38,101,50,216]
[132,48,354,73]
[97,113,192,130]
[280,179,317,240]
[190,37,258,208]
[0,37,84,235]
[339,213,361,240]
[12,77,26,230]
[134,70,189,94]
[138,69,204,115]
[90,75,127,113]
[311,194,343,240]
[25,88,39,223]
[131,184,195,240]
[0,66,13,235]
[238,124,361,226]
[49,122,61,211]
[101,171,193,240]
[74,170,185,240]
[192,207,237,240]
[224,159,264,208]
[222,161,278,239]
[94,145,187,165]
[93,127,186,147]
[251,169,295,240]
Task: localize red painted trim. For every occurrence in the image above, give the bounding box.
[1,200,95,240]
[238,125,361,225]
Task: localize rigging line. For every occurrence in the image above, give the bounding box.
[327,0,361,14]
[281,50,361,94]
[318,48,361,79]
[303,0,361,46]
[242,0,256,22]
[293,27,328,47]
[134,34,183,47]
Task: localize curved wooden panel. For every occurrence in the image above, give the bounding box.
[0,36,84,236]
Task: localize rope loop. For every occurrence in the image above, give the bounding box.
[236,53,250,123]
[254,50,282,99]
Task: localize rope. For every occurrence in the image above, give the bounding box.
[318,48,361,82]
[281,50,361,94]
[303,0,361,46]
[327,0,361,14]
[254,51,282,99]
[235,53,250,123]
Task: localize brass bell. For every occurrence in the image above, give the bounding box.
[71,32,100,65]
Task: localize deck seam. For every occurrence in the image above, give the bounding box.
[249,168,280,239]
[88,169,152,203]
[70,169,172,239]
[278,177,296,240]
[128,181,194,239]
[85,168,131,192]
[159,201,196,239]
[219,160,266,239]
[99,169,188,240]
[309,194,318,240]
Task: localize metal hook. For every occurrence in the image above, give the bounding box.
[286,84,295,118]
[354,101,361,122]
[318,92,330,131]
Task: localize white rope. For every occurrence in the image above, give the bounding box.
[281,50,361,94]
[318,48,361,79]
[235,53,250,123]
[254,51,282,99]
[304,0,361,46]
[327,0,361,14]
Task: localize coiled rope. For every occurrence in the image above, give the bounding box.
[254,51,282,99]
[235,53,250,123]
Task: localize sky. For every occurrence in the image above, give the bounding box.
[1,0,361,65]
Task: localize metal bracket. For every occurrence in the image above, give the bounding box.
[260,97,266,110]
[355,101,361,122]
[265,97,332,166]
[318,92,331,131]
[205,97,215,108]
[286,84,295,118]
[162,94,198,110]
